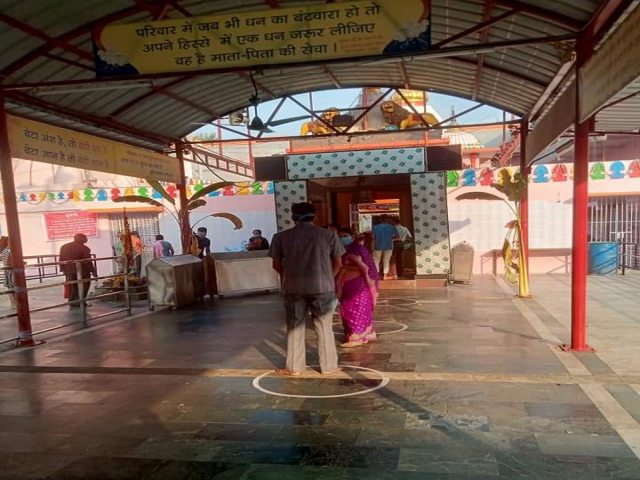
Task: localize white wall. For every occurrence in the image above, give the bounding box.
[0,211,115,275]
[172,195,277,253]
[0,158,277,276]
[448,198,574,274]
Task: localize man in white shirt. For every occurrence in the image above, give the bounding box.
[392,218,412,278]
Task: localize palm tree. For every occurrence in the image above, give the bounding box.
[114,179,242,253]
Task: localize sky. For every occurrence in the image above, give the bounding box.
[193,88,514,140]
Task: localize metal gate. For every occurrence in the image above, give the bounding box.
[588,195,640,269]
[108,213,160,272]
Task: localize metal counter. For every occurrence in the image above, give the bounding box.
[210,251,280,296]
[146,255,205,309]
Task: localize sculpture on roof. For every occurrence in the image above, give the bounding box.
[380,101,439,130]
[300,108,340,135]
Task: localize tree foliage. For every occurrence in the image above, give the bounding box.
[118,180,243,253]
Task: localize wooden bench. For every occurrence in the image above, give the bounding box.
[487,248,572,275]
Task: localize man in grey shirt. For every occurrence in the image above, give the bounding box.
[269,202,344,376]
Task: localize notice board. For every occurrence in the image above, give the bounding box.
[43,211,98,241]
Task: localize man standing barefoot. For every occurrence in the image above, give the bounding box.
[59,233,95,309]
[269,202,344,376]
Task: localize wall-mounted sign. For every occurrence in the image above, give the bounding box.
[358,202,398,212]
[7,115,180,182]
[94,0,431,76]
[43,211,98,241]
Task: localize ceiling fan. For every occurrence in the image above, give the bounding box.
[246,72,275,133]
[251,113,315,131]
[236,72,357,132]
[193,112,334,132]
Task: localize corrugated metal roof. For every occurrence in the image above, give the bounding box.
[1,0,634,151]
[595,77,640,132]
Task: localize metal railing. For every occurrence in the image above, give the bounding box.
[23,253,97,283]
[0,255,132,346]
[619,242,640,275]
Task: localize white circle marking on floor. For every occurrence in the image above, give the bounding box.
[332,320,408,336]
[252,365,390,399]
[376,298,419,306]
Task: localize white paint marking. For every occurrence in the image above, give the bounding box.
[252,365,390,399]
[376,298,419,306]
[332,321,408,336]
[580,384,640,459]
[494,276,640,460]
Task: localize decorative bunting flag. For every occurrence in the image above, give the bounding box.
[15,180,274,204]
[610,161,625,179]
[445,160,637,189]
[446,171,459,187]
[590,162,606,180]
[551,164,568,182]
[533,165,549,183]
[462,169,476,186]
[479,168,494,186]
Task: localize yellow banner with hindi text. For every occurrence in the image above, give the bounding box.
[93,0,431,76]
[7,115,181,183]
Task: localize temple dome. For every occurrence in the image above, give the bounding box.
[442,107,483,149]
[443,128,483,149]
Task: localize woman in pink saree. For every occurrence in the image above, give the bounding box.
[336,232,379,347]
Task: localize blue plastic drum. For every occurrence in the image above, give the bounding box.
[588,242,618,275]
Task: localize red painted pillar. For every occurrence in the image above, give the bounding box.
[571,120,590,351]
[175,143,191,254]
[570,31,594,351]
[519,123,529,273]
[0,98,35,346]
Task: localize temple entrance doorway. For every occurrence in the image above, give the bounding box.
[307,174,416,279]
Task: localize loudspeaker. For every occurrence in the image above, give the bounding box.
[229,110,247,125]
[426,145,463,171]
[332,114,354,127]
[254,155,288,181]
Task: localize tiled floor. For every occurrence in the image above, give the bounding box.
[0,275,639,479]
